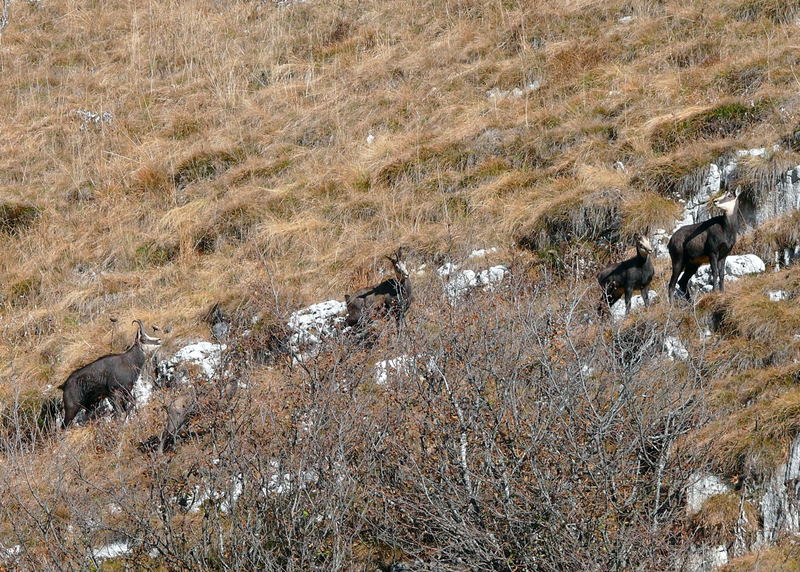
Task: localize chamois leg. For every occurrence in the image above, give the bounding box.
[641,287,650,307]
[717,256,728,292]
[111,388,135,420]
[708,253,720,292]
[668,260,683,302]
[624,287,633,315]
[677,262,700,300]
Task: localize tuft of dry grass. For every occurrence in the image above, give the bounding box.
[3,0,800,564]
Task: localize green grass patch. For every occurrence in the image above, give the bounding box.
[650,100,773,153]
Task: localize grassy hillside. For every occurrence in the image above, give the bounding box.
[3,0,800,568]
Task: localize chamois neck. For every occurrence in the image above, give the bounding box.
[125,342,145,358]
[722,207,739,232]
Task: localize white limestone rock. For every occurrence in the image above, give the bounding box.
[610,290,657,322]
[157,341,227,385]
[444,265,509,301]
[689,254,766,293]
[664,336,689,361]
[686,473,731,516]
[768,290,788,302]
[92,541,131,560]
[286,299,346,351]
[758,433,800,546]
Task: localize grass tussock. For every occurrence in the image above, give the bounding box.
[724,538,800,571]
[649,99,774,154]
[3,0,800,566]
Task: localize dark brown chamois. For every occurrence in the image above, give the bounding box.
[597,234,655,315]
[59,320,161,428]
[667,188,740,301]
[345,249,413,330]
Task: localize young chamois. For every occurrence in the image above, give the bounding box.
[597,234,655,315]
[345,249,413,331]
[59,320,161,428]
[667,188,740,301]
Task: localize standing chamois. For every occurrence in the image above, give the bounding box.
[345,249,413,331]
[597,234,655,315]
[668,188,740,301]
[59,320,161,428]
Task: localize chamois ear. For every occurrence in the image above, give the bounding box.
[344,294,351,303]
[734,186,741,198]
[633,233,641,242]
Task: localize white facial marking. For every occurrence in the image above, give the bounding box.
[715,195,737,215]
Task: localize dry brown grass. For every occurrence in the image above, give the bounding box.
[3,0,800,565]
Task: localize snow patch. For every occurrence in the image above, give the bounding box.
[219,474,244,514]
[375,355,416,385]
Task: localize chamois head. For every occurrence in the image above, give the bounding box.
[132,319,162,353]
[385,248,409,281]
[634,233,653,257]
[712,186,740,216]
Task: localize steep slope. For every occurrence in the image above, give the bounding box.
[3,0,800,569]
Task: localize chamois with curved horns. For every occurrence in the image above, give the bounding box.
[667,187,741,301]
[345,248,413,330]
[597,233,655,315]
[59,320,161,428]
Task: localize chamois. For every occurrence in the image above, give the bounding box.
[59,320,161,428]
[597,234,655,315]
[668,188,740,301]
[345,249,413,330]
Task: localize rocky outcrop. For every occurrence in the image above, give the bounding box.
[688,254,766,293]
[757,433,800,547]
[652,147,800,263]
[686,435,800,570]
[156,342,227,386]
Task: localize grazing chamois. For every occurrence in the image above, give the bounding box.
[668,188,740,301]
[345,249,413,331]
[59,320,161,428]
[597,234,655,315]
